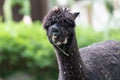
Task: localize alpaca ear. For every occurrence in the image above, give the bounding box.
[73,12,80,19]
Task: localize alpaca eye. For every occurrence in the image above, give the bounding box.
[45,26,49,30]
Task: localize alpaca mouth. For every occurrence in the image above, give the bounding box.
[52,35,68,45]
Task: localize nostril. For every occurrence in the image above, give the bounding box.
[52,28,60,36]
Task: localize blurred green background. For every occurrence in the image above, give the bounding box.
[0,0,120,80]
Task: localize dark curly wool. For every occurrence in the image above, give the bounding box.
[43,8,120,80]
[80,40,120,80]
[43,8,75,29]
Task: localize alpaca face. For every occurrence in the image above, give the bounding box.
[43,8,79,46]
[47,23,71,45]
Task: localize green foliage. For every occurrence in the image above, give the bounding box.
[0,21,55,68]
[0,21,120,80]
[105,0,114,15]
[76,26,120,47]
[109,29,120,40]
[76,26,103,47]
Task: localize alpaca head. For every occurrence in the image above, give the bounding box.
[43,8,79,46]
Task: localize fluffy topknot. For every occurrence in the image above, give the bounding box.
[42,7,75,29]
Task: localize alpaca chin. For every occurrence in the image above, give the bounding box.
[52,37,68,46]
[56,38,68,45]
[56,42,62,45]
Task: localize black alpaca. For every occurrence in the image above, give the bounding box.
[43,8,120,80]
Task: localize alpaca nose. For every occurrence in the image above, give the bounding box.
[51,24,60,36]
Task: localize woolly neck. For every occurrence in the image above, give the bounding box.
[54,33,88,80]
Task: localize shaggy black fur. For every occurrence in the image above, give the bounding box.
[43,7,120,80]
[80,40,120,80]
[43,8,75,29]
